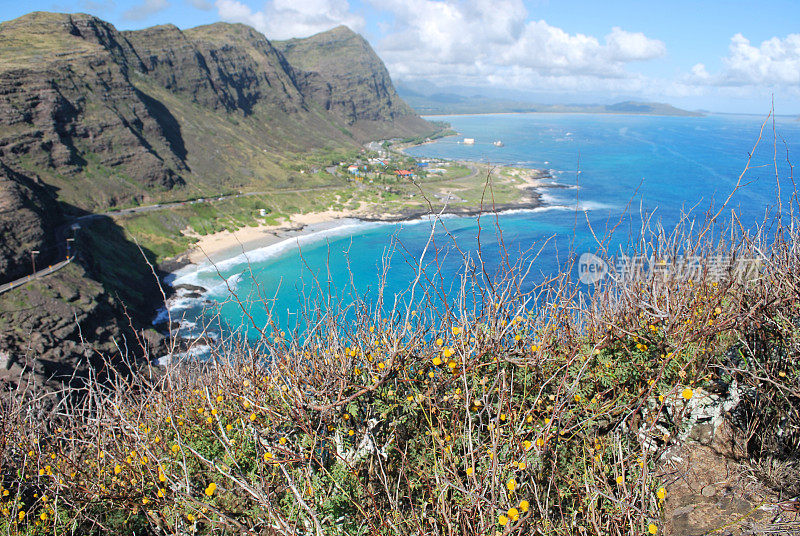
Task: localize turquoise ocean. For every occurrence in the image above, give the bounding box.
[165,112,800,346]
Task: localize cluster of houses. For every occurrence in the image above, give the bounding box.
[339,155,450,183]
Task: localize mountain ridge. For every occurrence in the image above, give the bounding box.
[0,11,435,390]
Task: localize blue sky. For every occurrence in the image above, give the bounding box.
[3,0,799,114]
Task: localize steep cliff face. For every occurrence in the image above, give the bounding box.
[122,23,305,116]
[0,163,61,283]
[276,26,432,140]
[0,13,432,216]
[0,11,434,390]
[0,13,187,211]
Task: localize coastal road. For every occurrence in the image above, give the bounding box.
[0,257,73,296]
[1,184,343,292]
[83,185,344,221]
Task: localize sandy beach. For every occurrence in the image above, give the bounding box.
[181,208,368,266]
[166,164,553,271]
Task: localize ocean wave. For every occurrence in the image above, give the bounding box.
[172,219,387,286]
[157,344,213,366]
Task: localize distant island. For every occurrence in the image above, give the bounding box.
[398,87,703,117]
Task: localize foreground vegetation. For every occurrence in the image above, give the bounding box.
[1,192,798,535]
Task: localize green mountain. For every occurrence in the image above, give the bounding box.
[275,26,431,140]
[0,12,433,213]
[398,87,702,117]
[0,11,435,390]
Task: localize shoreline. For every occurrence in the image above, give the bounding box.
[160,196,553,276]
[160,159,561,275]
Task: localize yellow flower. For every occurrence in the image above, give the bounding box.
[498,514,509,526]
[648,523,658,534]
[171,444,180,454]
[435,338,444,346]
[518,499,529,513]
[348,429,355,436]
[452,326,462,336]
[187,513,195,522]
[279,437,287,445]
[142,498,150,505]
[158,488,166,498]
[681,388,693,401]
[250,413,257,422]
[204,483,217,496]
[507,478,517,492]
[616,475,624,484]
[18,511,25,521]
[466,467,474,476]
[523,440,532,451]
[263,452,272,461]
[656,487,666,500]
[114,465,122,475]
[432,356,442,366]
[507,507,519,521]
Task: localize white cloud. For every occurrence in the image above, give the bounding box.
[688,33,800,87]
[122,0,169,20]
[605,26,666,62]
[214,0,364,40]
[370,0,665,91]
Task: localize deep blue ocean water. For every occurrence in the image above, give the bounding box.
[167,112,800,344]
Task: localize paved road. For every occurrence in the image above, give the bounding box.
[0,257,73,296]
[92,185,343,220]
[1,172,477,293]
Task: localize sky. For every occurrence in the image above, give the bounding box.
[3,0,800,114]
